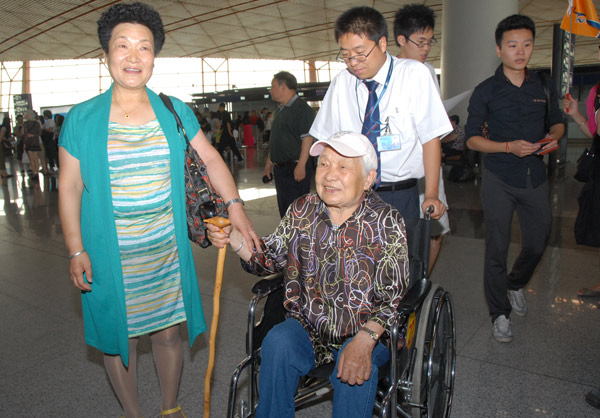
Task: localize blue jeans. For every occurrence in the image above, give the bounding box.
[256,318,390,418]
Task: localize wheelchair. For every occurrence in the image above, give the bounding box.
[227,209,456,418]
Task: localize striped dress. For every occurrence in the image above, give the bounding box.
[108,119,186,337]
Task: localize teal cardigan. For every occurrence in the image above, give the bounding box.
[59,85,206,366]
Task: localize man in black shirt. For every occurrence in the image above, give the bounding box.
[465,15,564,343]
[264,71,315,217]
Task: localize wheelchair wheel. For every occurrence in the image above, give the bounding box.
[410,284,456,418]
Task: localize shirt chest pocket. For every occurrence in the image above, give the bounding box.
[386,111,417,145]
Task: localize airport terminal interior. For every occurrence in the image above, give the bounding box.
[1,139,599,417]
[1,1,600,417]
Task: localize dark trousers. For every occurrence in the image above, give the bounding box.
[481,169,551,321]
[42,137,58,168]
[376,185,420,221]
[218,135,243,160]
[273,161,312,218]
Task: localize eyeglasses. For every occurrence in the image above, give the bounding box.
[407,37,438,48]
[336,43,378,64]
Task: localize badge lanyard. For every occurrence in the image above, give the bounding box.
[356,58,394,132]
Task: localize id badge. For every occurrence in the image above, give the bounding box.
[377,134,402,152]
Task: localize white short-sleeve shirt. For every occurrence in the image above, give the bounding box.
[42,119,55,131]
[310,54,451,182]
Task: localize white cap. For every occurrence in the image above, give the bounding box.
[310,131,378,171]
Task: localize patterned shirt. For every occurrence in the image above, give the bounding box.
[449,125,466,151]
[242,190,408,366]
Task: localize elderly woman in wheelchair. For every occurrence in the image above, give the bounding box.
[208,131,410,418]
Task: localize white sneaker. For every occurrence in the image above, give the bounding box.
[508,289,527,316]
[493,315,513,343]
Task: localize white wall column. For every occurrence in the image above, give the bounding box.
[441,0,518,121]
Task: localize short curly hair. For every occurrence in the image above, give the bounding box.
[97,2,165,55]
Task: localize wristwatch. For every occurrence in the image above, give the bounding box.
[360,326,379,342]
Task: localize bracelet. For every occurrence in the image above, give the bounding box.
[232,237,244,253]
[68,249,86,259]
[578,120,587,127]
[225,198,244,209]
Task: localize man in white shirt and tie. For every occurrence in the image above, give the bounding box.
[309,6,451,220]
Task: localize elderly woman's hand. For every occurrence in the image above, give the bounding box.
[336,332,376,386]
[206,223,231,249]
[226,203,261,252]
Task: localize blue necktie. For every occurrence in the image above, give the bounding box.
[362,80,381,187]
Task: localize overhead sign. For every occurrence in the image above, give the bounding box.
[13,94,32,116]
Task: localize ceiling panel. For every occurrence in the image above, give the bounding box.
[0,0,597,68]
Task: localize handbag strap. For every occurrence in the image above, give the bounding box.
[159,93,191,145]
[537,71,550,134]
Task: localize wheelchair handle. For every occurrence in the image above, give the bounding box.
[424,205,434,221]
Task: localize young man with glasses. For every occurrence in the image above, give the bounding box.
[394,3,450,275]
[309,6,451,221]
[394,4,438,66]
[465,15,564,343]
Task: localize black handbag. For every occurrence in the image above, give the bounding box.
[159,93,227,248]
[574,135,598,183]
[574,180,600,247]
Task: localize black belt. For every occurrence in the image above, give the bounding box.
[273,160,298,168]
[377,178,417,191]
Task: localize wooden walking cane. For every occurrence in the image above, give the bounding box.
[203,216,231,418]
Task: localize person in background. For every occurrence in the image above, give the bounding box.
[0,117,14,178]
[217,102,244,162]
[564,69,600,412]
[393,3,451,275]
[241,111,255,147]
[564,78,600,299]
[58,3,259,417]
[465,14,564,343]
[263,111,273,147]
[23,110,42,182]
[13,114,25,174]
[263,71,315,217]
[250,109,259,144]
[53,113,65,165]
[41,109,58,173]
[442,115,466,159]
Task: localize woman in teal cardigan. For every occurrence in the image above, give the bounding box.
[58,3,260,418]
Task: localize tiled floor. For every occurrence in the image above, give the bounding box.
[1,143,598,418]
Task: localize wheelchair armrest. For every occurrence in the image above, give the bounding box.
[251,272,285,297]
[397,278,431,313]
